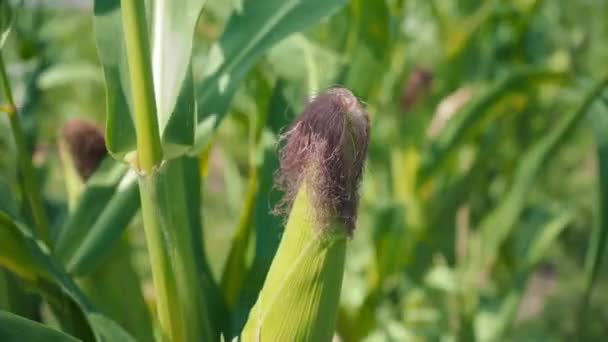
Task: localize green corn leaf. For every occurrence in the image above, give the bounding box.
[66,178,139,275]
[0,310,80,342]
[0,212,49,281]
[54,159,138,273]
[182,156,230,338]
[221,171,258,309]
[476,77,608,271]
[580,99,608,331]
[232,82,295,334]
[0,211,136,341]
[241,185,347,342]
[78,238,154,342]
[93,0,204,162]
[0,270,39,319]
[476,211,573,341]
[221,80,292,312]
[150,0,203,158]
[192,0,348,153]
[419,68,564,185]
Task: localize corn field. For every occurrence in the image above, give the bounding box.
[1,0,608,341]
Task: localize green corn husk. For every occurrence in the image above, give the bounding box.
[241,87,369,341]
[241,184,347,341]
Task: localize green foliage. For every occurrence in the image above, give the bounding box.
[1,0,608,341]
[0,310,79,342]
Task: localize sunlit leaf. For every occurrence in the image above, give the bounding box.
[93,0,204,161]
[193,0,348,153]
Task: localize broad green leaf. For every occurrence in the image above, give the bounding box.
[183,156,230,338]
[418,68,564,185]
[65,178,139,275]
[0,212,136,341]
[0,270,39,318]
[93,0,136,160]
[193,0,348,152]
[151,0,204,158]
[93,0,204,161]
[0,310,79,342]
[476,77,608,271]
[78,238,154,342]
[54,159,133,268]
[0,212,48,281]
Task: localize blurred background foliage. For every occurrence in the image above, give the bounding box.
[2,0,608,340]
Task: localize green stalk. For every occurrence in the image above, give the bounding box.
[139,161,213,342]
[0,52,48,242]
[120,1,211,340]
[120,0,162,172]
[241,185,347,341]
[138,174,182,341]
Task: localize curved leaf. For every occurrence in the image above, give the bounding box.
[0,310,79,342]
[476,77,608,270]
[93,0,204,161]
[0,212,135,342]
[193,0,348,152]
[419,68,564,185]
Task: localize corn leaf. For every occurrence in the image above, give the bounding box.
[0,310,79,342]
[151,0,203,158]
[193,0,348,152]
[419,68,563,185]
[182,156,230,338]
[0,211,135,341]
[54,159,139,275]
[476,77,608,270]
[93,0,204,161]
[78,238,154,342]
[231,82,295,334]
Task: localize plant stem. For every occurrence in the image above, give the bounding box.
[0,52,48,242]
[138,161,213,342]
[138,174,183,342]
[120,0,162,172]
[120,2,214,341]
